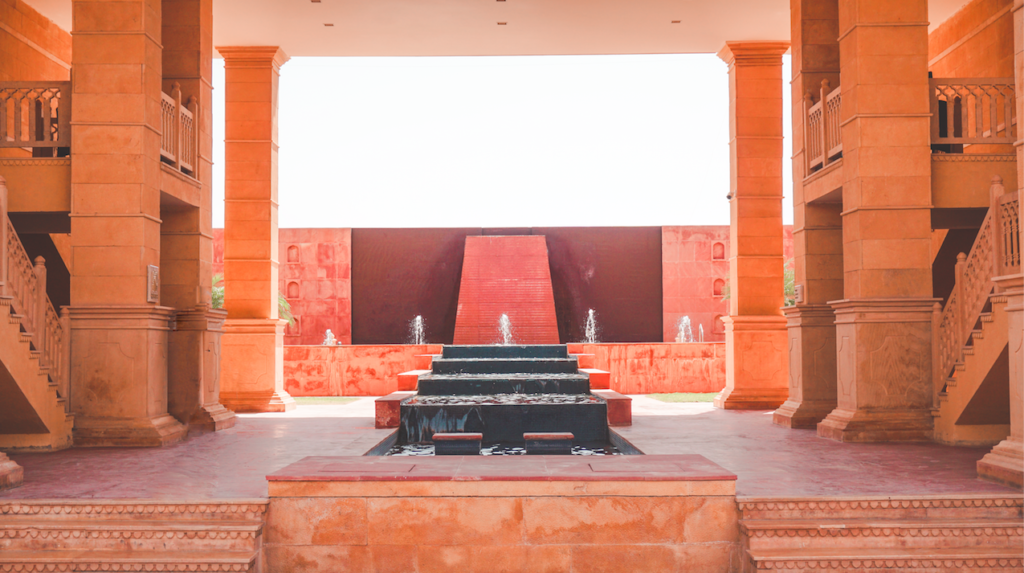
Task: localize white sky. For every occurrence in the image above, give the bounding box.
[212,54,793,228]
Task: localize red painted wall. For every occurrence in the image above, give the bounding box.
[568,343,726,394]
[214,226,795,345]
[453,235,560,344]
[284,344,443,396]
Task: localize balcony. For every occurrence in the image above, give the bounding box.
[0,81,202,220]
[802,77,1018,210]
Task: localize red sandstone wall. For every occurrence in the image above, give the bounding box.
[661,226,793,343]
[928,0,1014,79]
[284,344,443,396]
[568,342,726,394]
[214,229,354,346]
[0,0,70,81]
[453,235,560,345]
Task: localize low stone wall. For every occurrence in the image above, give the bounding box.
[266,455,740,573]
[567,343,726,394]
[284,344,443,396]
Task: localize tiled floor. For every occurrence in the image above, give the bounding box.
[1,397,1019,499]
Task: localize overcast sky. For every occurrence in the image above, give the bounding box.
[211,54,793,229]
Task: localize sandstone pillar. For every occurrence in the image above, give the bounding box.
[775,0,844,428]
[69,0,186,446]
[218,46,294,412]
[161,0,235,431]
[714,41,791,410]
[817,0,938,442]
[0,452,22,490]
[977,0,1024,488]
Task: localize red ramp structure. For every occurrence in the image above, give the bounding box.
[453,235,560,345]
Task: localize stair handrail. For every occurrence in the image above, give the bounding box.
[936,177,1018,390]
[0,177,68,410]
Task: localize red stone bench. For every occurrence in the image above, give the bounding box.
[433,432,483,455]
[593,389,631,426]
[374,391,415,429]
[523,432,574,455]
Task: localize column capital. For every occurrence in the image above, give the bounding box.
[216,46,290,70]
[717,41,790,66]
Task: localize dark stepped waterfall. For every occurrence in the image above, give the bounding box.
[398,345,609,446]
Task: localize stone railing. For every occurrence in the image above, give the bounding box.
[0,179,68,409]
[804,79,842,173]
[160,82,198,176]
[930,77,1016,146]
[0,82,71,151]
[936,177,1020,389]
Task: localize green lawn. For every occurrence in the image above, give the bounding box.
[647,392,718,403]
[294,396,361,405]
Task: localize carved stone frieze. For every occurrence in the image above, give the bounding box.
[0,502,267,518]
[753,557,1024,570]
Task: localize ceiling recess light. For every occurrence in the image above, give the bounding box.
[497,22,507,25]
[671,20,681,24]
[311,0,321,3]
[324,23,334,26]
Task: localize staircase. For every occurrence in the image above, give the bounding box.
[738,495,1024,572]
[0,199,72,452]
[934,183,1020,446]
[0,500,266,572]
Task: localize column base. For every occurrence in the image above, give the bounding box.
[220,390,296,413]
[221,318,296,413]
[188,403,237,433]
[977,437,1023,489]
[72,414,186,447]
[816,408,934,443]
[0,452,23,491]
[773,399,838,429]
[715,315,788,410]
[773,305,838,428]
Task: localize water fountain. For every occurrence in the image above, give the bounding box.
[409,315,426,345]
[322,329,337,346]
[584,309,598,343]
[675,316,693,343]
[498,313,514,345]
[698,323,704,343]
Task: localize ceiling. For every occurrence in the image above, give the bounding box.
[26,0,970,58]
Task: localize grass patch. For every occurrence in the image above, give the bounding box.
[294,396,361,405]
[647,392,718,403]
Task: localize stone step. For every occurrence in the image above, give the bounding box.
[744,546,1023,572]
[742,517,1023,551]
[430,357,579,375]
[0,500,268,522]
[0,518,263,552]
[0,549,257,572]
[737,496,1024,521]
[441,344,568,359]
[416,373,590,395]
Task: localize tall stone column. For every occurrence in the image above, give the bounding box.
[714,41,791,410]
[161,0,235,432]
[817,0,938,442]
[218,47,295,413]
[69,0,186,446]
[977,0,1023,488]
[775,0,844,428]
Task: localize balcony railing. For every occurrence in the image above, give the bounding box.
[804,79,842,174]
[804,77,1018,176]
[930,77,1016,146]
[0,82,71,153]
[936,177,1020,390]
[160,82,199,176]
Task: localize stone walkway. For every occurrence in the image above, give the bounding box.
[1,397,1018,499]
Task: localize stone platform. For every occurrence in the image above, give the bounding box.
[264,454,739,572]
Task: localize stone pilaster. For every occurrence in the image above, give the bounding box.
[714,41,791,410]
[774,305,838,428]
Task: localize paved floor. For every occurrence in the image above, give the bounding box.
[1,397,1019,500]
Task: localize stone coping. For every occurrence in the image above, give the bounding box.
[267,454,736,483]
